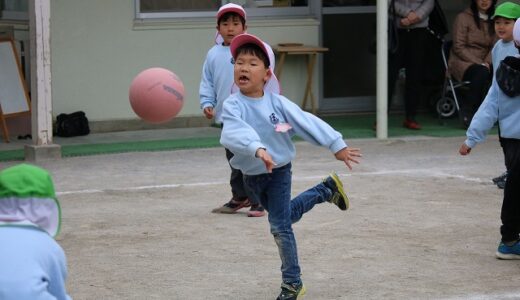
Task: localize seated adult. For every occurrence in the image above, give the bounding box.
[448,0,497,128]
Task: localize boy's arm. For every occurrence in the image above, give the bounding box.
[464,81,500,149]
[199,57,217,112]
[280,98,362,169]
[275,95,360,169]
[220,100,265,158]
[280,96,347,153]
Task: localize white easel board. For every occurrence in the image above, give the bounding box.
[0,39,30,114]
[0,38,31,142]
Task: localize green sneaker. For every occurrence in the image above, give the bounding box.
[277,282,306,300]
[324,172,349,211]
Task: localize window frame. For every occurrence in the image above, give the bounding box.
[134,0,317,20]
[0,0,28,21]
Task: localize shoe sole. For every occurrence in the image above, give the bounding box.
[247,210,266,217]
[330,172,349,211]
[298,285,307,299]
[496,251,520,260]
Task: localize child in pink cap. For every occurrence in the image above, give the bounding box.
[200,3,279,217]
[221,33,361,300]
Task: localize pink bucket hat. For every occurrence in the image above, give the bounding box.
[215,3,247,45]
[230,33,281,94]
[217,3,246,21]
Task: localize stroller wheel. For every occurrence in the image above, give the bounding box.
[436,97,457,118]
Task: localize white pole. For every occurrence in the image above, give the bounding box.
[29,0,53,146]
[376,0,388,139]
[26,0,60,161]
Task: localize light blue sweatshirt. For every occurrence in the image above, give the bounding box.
[464,66,520,148]
[0,226,71,300]
[492,39,517,75]
[464,40,520,149]
[199,44,234,124]
[220,92,347,175]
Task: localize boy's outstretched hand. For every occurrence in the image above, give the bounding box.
[256,148,276,173]
[335,147,362,170]
[459,143,471,155]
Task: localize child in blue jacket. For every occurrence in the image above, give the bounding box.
[488,2,520,188]
[220,33,361,300]
[199,3,279,217]
[459,19,520,260]
[0,164,71,300]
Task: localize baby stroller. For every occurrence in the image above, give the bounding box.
[435,40,470,119]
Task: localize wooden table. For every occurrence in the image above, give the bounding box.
[273,45,328,114]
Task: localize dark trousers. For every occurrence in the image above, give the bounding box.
[388,28,429,120]
[500,138,520,242]
[225,148,248,201]
[461,64,491,120]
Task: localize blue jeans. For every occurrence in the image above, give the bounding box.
[244,163,333,284]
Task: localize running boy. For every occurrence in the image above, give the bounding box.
[220,33,362,299]
[200,3,279,217]
[459,19,520,260]
[488,1,520,189]
[0,164,71,299]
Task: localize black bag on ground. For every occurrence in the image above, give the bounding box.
[56,111,90,137]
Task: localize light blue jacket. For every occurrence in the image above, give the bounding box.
[220,92,347,175]
[492,39,517,75]
[199,44,234,124]
[465,71,520,148]
[0,226,71,300]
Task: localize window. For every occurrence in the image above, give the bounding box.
[136,0,312,19]
[0,0,28,20]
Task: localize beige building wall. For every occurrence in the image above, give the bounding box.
[50,0,319,130]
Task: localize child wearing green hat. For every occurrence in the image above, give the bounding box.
[491,2,520,72]
[488,1,520,190]
[0,164,71,300]
[459,17,520,259]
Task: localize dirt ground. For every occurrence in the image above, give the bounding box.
[3,135,520,300]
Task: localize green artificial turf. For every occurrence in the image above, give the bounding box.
[0,113,496,162]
